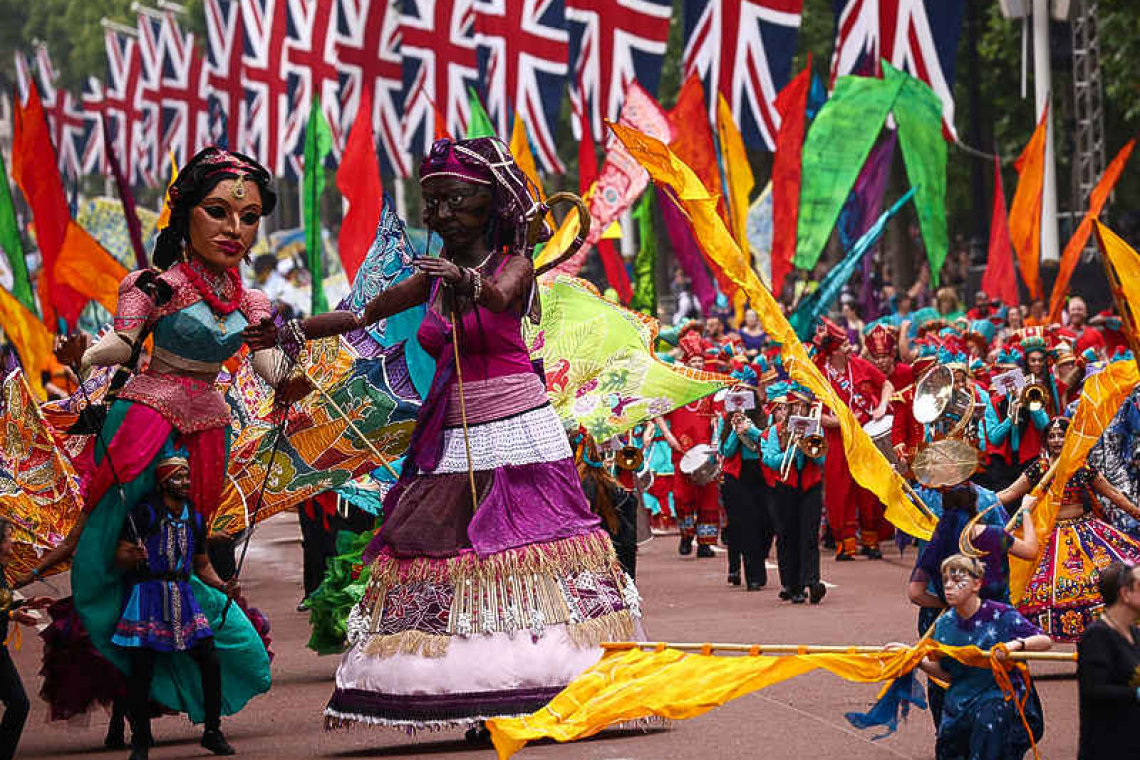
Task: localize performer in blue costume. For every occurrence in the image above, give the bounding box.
[52,148,298,755]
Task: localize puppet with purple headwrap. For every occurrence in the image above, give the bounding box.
[244,136,642,737]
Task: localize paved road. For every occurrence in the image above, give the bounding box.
[16,515,1078,759]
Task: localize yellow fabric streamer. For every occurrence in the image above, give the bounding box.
[487,641,1026,759]
[607,121,935,541]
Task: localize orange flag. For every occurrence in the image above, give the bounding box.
[11,79,87,328]
[0,284,53,399]
[608,121,935,541]
[1046,139,1135,323]
[53,221,128,316]
[1008,104,1049,301]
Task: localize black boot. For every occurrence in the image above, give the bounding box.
[105,712,126,750]
[201,729,235,756]
[465,722,492,744]
[696,544,714,558]
[809,582,827,605]
[678,535,694,555]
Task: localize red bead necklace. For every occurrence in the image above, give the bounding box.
[182,259,244,315]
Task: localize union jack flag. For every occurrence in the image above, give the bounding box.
[399,0,480,157]
[683,0,802,150]
[565,0,672,143]
[830,0,964,137]
[134,9,169,184]
[204,0,245,150]
[239,0,291,171]
[280,0,343,176]
[101,25,152,185]
[79,76,107,175]
[156,10,212,163]
[334,0,412,177]
[473,0,568,173]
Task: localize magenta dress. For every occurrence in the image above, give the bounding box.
[325,278,642,730]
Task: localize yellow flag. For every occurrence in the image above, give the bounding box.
[608,121,935,540]
[1010,358,1140,603]
[157,149,179,230]
[0,285,53,399]
[1096,219,1140,341]
[509,114,545,202]
[716,94,754,251]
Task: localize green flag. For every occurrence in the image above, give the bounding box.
[794,71,903,271]
[304,96,333,315]
[628,192,656,316]
[466,88,496,139]
[0,154,34,315]
[888,62,948,285]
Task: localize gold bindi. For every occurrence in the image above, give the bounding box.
[231,175,247,200]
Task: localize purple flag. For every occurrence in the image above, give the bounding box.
[838,130,896,322]
[656,187,717,313]
[102,115,147,269]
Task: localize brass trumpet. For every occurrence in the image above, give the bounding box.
[1020,382,1049,414]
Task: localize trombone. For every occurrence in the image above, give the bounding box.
[780,403,826,480]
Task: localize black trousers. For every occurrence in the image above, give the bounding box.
[0,647,28,760]
[771,482,823,593]
[721,463,773,586]
[128,638,221,748]
[971,455,1019,494]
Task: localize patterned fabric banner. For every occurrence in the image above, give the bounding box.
[526,277,730,441]
[77,196,159,268]
[212,338,419,537]
[0,370,84,579]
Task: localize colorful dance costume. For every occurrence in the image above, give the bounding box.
[931,601,1044,759]
[70,263,271,723]
[1018,458,1140,641]
[664,397,721,547]
[325,276,641,730]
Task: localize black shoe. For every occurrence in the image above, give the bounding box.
[727,572,741,586]
[679,536,694,556]
[465,724,492,744]
[201,729,235,756]
[835,551,855,562]
[778,588,792,600]
[790,592,807,604]
[105,726,126,750]
[696,545,714,558]
[809,582,827,604]
[746,582,763,592]
[864,547,883,560]
[128,746,148,760]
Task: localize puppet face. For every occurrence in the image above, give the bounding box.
[188,180,263,271]
[421,176,493,249]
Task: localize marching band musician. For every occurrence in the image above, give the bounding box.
[654,332,722,558]
[761,383,826,605]
[814,318,894,561]
[865,323,914,391]
[717,385,771,591]
[994,334,1052,470]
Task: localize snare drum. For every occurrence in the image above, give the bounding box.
[679,444,721,486]
[862,415,898,468]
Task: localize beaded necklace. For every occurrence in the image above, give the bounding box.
[183,258,244,325]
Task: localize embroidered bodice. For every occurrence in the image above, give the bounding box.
[153,300,249,364]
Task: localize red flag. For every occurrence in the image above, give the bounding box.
[102,115,147,270]
[336,90,384,283]
[1046,139,1136,323]
[668,74,727,222]
[1008,104,1049,301]
[982,156,1019,308]
[771,55,811,300]
[11,79,86,328]
[578,104,598,196]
